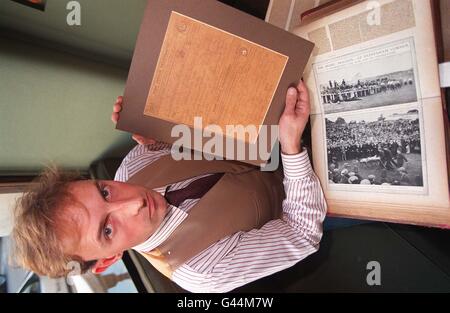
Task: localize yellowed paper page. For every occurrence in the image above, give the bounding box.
[293,0,449,226]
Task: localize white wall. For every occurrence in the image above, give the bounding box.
[0,193,22,237]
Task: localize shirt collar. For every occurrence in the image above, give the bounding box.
[132,205,188,253]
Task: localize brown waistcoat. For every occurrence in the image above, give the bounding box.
[126,154,285,278]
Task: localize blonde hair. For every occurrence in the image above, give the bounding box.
[11,166,96,278]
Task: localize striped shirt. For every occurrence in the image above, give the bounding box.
[114,142,327,293]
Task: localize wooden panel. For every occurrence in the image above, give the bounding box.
[441,0,450,61]
[327,200,450,229]
[144,11,288,144]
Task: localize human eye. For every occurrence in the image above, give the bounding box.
[103,218,114,240]
[98,183,111,201]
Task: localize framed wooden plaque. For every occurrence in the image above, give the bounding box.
[117,0,314,165]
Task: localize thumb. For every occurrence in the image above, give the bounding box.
[132,134,156,145]
[283,87,298,116]
[132,134,146,144]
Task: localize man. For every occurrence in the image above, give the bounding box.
[12,81,327,293]
[390,140,399,157]
[394,149,408,168]
[382,146,396,170]
[368,174,378,185]
[397,167,411,185]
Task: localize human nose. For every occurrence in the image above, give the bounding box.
[108,198,144,217]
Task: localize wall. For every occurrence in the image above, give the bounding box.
[0,193,21,237]
[0,34,135,172]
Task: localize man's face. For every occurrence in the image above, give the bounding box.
[63,180,168,261]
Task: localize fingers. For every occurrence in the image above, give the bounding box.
[113,103,122,113]
[114,96,123,112]
[283,87,298,115]
[111,96,123,124]
[297,80,307,92]
[132,134,157,145]
[297,80,309,104]
[111,112,119,124]
[294,80,310,117]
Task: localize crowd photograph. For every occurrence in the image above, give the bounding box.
[325,107,424,187]
[314,39,419,114]
[319,69,417,114]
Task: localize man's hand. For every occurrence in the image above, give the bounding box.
[278,80,311,155]
[111,96,156,145]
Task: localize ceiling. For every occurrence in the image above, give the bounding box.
[0,0,270,68]
[0,0,147,67]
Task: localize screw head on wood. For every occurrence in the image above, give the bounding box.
[177,23,187,32]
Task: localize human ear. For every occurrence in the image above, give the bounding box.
[91,252,123,274]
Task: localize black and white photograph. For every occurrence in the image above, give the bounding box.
[314,38,419,114]
[325,106,424,188]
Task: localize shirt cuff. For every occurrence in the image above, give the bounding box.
[281,149,313,180]
[146,141,172,151]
